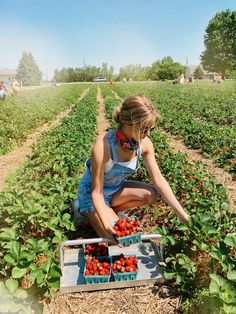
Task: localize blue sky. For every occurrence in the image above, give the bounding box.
[1,0,236,79]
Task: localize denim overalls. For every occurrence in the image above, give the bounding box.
[78,129,142,214]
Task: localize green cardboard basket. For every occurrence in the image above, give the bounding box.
[83,256,111,284]
[111,255,139,281]
[112,270,138,281]
[115,231,142,247]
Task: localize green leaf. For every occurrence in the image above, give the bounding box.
[167,235,176,245]
[4,254,17,265]
[177,224,188,231]
[209,278,220,294]
[42,257,52,273]
[20,250,35,261]
[223,304,236,314]
[5,279,19,294]
[11,267,27,279]
[14,288,28,299]
[12,242,21,258]
[0,228,16,240]
[62,213,70,221]
[221,202,229,211]
[176,274,183,284]
[36,270,45,284]
[164,271,176,280]
[49,265,62,278]
[224,235,236,249]
[27,269,40,283]
[227,270,236,281]
[47,278,60,289]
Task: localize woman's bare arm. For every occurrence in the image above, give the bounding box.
[90,133,119,232]
[142,137,189,223]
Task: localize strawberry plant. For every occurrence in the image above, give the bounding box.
[0,86,98,300]
[0,84,89,155]
[101,84,236,313]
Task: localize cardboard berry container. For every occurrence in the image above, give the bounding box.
[113,216,143,247]
[115,232,142,247]
[83,256,111,284]
[83,242,109,257]
[111,255,139,282]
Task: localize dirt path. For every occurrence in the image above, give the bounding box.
[112,90,235,212]
[96,87,110,133]
[44,88,181,314]
[161,130,236,212]
[0,88,89,191]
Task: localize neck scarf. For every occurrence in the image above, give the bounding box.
[115,129,139,151]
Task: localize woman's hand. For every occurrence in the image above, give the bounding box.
[104,223,123,247]
[178,211,189,224]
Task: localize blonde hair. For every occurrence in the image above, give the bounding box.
[113,95,160,129]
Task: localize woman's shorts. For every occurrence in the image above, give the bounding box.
[78,180,125,214]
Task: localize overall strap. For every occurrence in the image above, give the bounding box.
[136,146,142,168]
[108,129,118,161]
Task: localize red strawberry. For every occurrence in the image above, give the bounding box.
[125,266,131,272]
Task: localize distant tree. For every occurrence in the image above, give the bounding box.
[225,69,236,79]
[108,65,114,79]
[201,10,236,78]
[148,60,161,81]
[148,57,185,81]
[16,52,42,85]
[117,64,148,81]
[53,63,116,82]
[99,62,109,78]
[193,66,204,79]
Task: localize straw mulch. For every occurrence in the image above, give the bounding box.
[44,285,182,314]
[44,204,183,314]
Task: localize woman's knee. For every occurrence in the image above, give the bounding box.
[143,186,158,204]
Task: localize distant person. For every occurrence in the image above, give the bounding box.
[0,82,7,99]
[178,73,185,84]
[109,79,113,85]
[12,78,20,96]
[4,82,13,96]
[123,77,127,84]
[188,76,195,83]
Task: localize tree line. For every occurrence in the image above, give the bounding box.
[15,10,236,85]
[53,57,185,83]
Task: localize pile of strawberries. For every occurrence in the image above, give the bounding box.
[113,217,142,238]
[84,242,108,256]
[112,254,138,273]
[84,257,111,276]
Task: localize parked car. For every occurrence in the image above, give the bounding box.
[93,76,107,82]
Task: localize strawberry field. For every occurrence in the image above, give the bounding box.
[111,81,236,178]
[0,82,235,313]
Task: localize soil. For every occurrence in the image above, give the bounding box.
[160,130,236,212]
[96,87,110,133]
[0,88,89,191]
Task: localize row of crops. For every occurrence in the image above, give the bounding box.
[101,84,236,313]
[0,84,89,155]
[0,86,98,312]
[111,81,236,178]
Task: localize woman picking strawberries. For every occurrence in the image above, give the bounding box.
[73,95,189,242]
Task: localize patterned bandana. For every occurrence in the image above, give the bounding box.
[115,129,139,151]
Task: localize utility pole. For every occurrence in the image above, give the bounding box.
[185,57,189,80]
[45,58,48,82]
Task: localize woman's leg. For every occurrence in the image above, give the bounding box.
[83,207,119,242]
[110,180,158,213]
